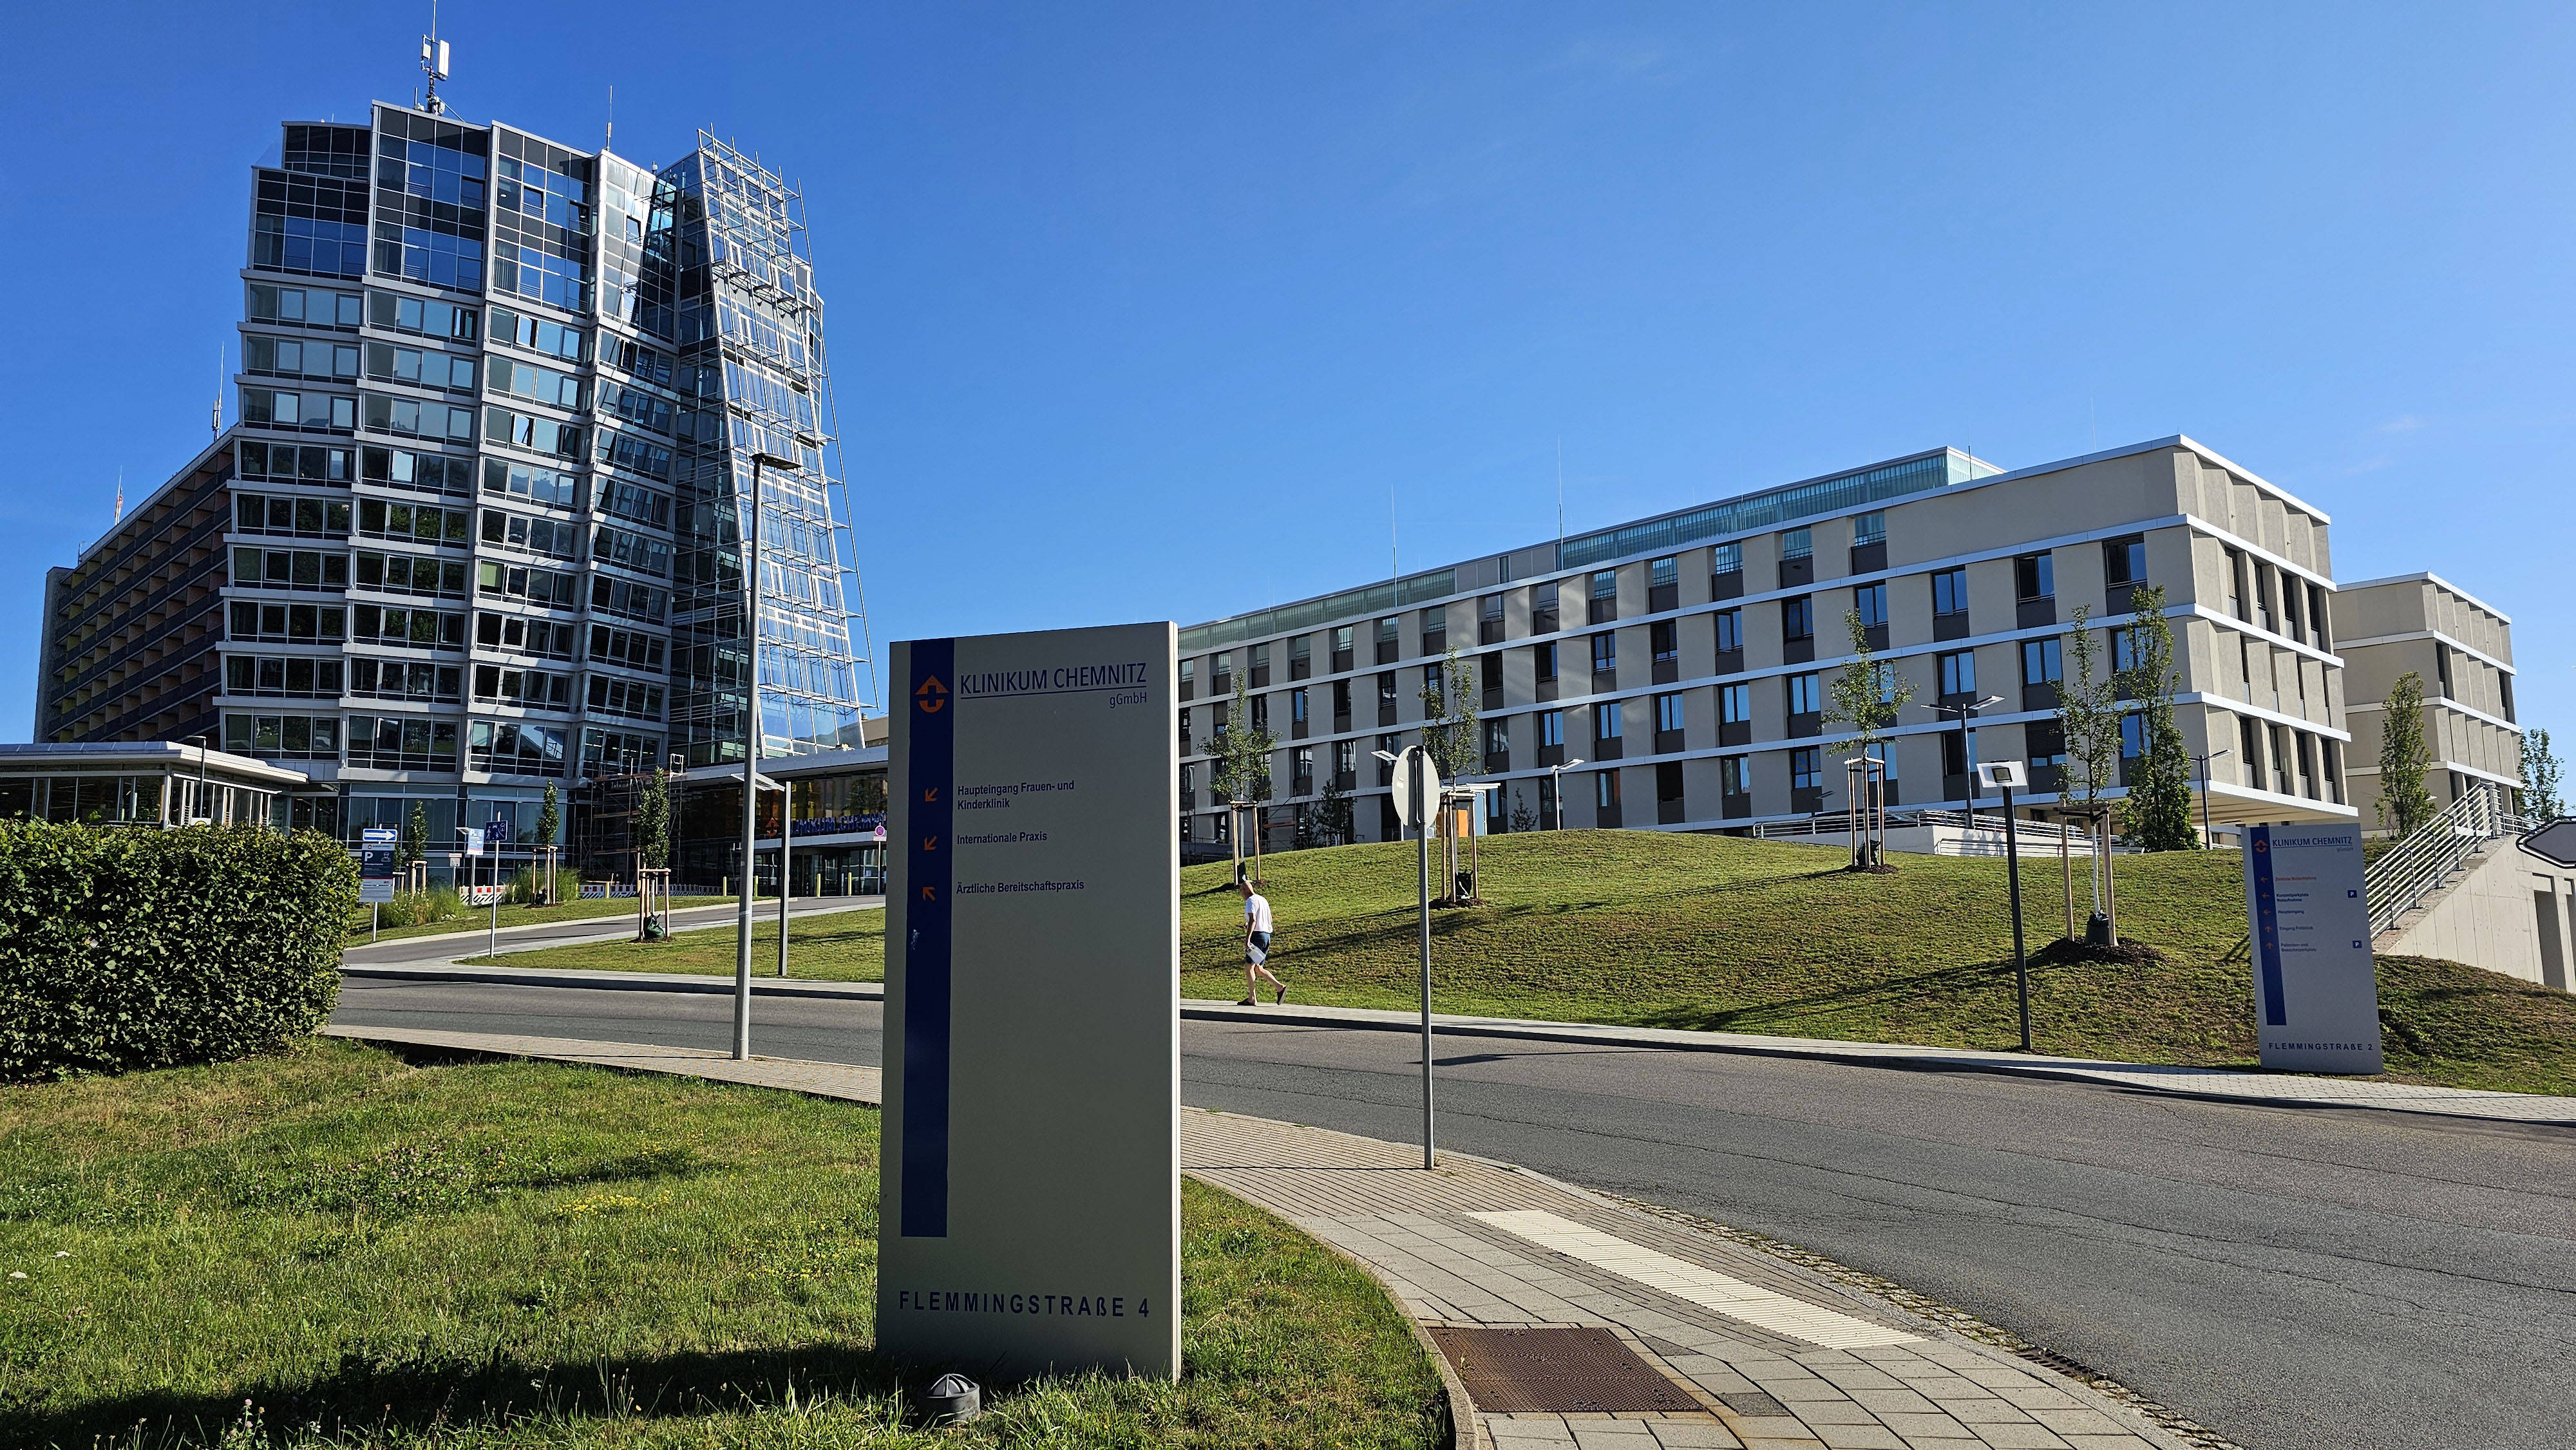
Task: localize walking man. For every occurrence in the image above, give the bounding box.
[1239,879,1286,1005]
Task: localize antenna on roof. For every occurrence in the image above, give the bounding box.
[211,344,223,438]
[605,84,614,151]
[114,468,124,525]
[420,1,451,115]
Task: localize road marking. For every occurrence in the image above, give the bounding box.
[1468,1209,1920,1349]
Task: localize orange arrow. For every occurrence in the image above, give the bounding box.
[923,786,940,802]
[921,835,940,851]
[920,885,937,901]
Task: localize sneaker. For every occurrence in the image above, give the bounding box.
[1274,984,1287,1004]
[1236,997,1258,1006]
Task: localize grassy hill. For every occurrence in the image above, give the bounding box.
[1186,831,2576,1095]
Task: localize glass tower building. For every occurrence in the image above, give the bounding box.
[35,102,870,856]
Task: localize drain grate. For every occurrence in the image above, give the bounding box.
[1426,1326,1701,1414]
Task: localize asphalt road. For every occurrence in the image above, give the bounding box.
[332,978,2576,1450]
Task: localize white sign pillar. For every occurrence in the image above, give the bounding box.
[879,623,1180,1379]
[2242,822,2383,1073]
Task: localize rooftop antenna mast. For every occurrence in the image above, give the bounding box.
[420,2,450,115]
[210,344,223,438]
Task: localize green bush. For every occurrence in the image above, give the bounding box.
[379,884,467,928]
[0,821,357,1081]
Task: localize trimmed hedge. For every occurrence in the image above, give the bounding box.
[0,821,357,1081]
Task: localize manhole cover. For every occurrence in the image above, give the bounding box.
[1426,1326,1701,1414]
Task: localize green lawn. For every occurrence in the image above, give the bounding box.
[1186,832,2576,1096]
[459,910,886,981]
[0,1039,1443,1449]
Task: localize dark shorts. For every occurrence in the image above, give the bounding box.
[1247,930,1273,966]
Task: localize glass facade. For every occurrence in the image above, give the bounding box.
[199,104,869,849]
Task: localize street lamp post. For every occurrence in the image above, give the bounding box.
[735,449,799,1062]
[185,735,211,825]
[1927,696,2003,835]
[2193,746,2232,849]
[1546,757,1587,831]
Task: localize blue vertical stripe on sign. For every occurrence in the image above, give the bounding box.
[902,637,956,1237]
[2250,825,2287,1027]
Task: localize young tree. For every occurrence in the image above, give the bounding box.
[1197,673,1277,876]
[1823,608,1915,867]
[536,782,562,852]
[1417,643,1482,894]
[2521,727,2562,822]
[2057,607,2125,940]
[1417,643,1482,783]
[1315,775,1355,847]
[635,768,671,872]
[399,801,428,872]
[2116,586,2197,851]
[2376,670,2437,836]
[1510,787,1539,834]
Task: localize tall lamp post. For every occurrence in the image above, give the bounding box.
[734,449,800,1062]
[2192,746,2232,849]
[1546,757,1587,831]
[1927,696,2003,832]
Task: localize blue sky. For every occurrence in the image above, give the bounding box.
[5,3,2570,744]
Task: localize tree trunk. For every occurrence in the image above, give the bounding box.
[2060,817,2075,939]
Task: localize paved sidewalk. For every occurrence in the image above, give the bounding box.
[337,956,2576,1125]
[325,1024,2198,1450]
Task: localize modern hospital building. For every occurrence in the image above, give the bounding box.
[1179,437,2519,849]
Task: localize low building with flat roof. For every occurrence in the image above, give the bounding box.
[0,741,321,830]
[1179,436,2360,850]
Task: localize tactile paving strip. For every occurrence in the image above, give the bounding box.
[1425,1325,1704,1415]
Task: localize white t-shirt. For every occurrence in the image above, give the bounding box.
[1244,893,1274,935]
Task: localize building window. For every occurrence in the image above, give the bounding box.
[1781,527,1812,560]
[2028,719,2068,775]
[1721,756,1750,798]
[1533,580,1560,630]
[1591,633,1616,672]
[1853,511,1886,545]
[1289,634,1311,670]
[1938,650,1976,698]
[2105,534,2146,587]
[1787,672,1821,715]
[1596,770,1622,809]
[1536,641,1557,681]
[2022,638,2063,685]
[1594,701,1623,740]
[1656,693,1685,734]
[1335,740,1356,778]
[1714,609,1742,655]
[1591,570,1618,602]
[1720,683,1750,725]
[1650,556,1678,591]
[1332,624,1354,660]
[1782,596,1814,641]
[2016,552,2055,600]
[1855,583,1888,630]
[1651,621,1678,665]
[1790,748,1821,793]
[1931,566,1968,617]
[1540,710,1565,748]
[1711,542,1743,576]
[1485,718,1510,756]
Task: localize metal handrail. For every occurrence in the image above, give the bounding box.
[2362,782,2526,933]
